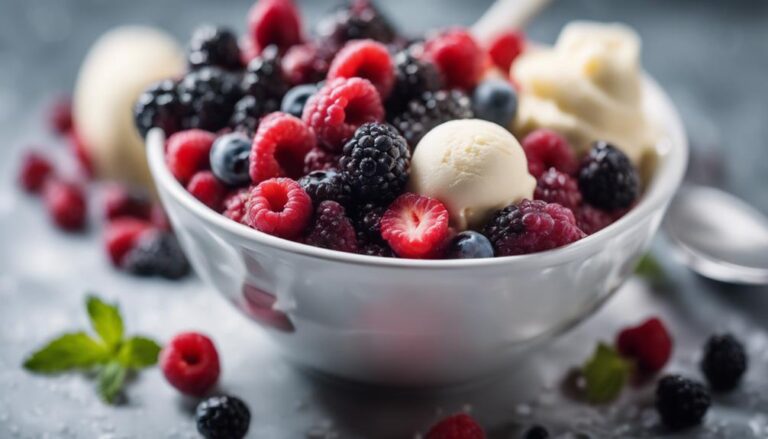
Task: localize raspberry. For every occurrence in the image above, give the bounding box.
[134,79,185,138]
[578,141,640,210]
[103,185,151,221]
[43,179,87,231]
[488,30,525,72]
[386,50,442,115]
[18,152,54,193]
[521,129,578,178]
[303,147,339,173]
[534,168,582,211]
[242,46,289,113]
[425,413,485,439]
[68,129,94,178]
[151,204,173,231]
[381,193,449,259]
[166,129,216,184]
[575,204,616,235]
[616,317,673,374]
[123,231,190,279]
[483,199,585,256]
[302,77,384,151]
[316,0,397,48]
[298,170,352,207]
[187,171,227,211]
[49,95,73,135]
[245,178,312,238]
[103,218,154,266]
[188,25,243,71]
[655,375,711,430]
[179,67,242,132]
[223,188,249,223]
[700,333,748,392]
[304,201,358,253]
[391,90,472,147]
[423,28,483,90]
[328,40,395,99]
[196,395,251,439]
[247,0,303,54]
[281,42,333,85]
[160,332,220,397]
[250,112,316,182]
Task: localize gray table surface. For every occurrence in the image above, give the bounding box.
[1,0,768,438]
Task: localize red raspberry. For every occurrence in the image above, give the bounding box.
[381,193,449,259]
[150,204,172,231]
[18,152,54,193]
[165,129,216,185]
[303,147,339,173]
[423,28,484,91]
[223,188,249,223]
[103,185,151,221]
[327,40,394,99]
[534,168,582,211]
[488,30,525,72]
[250,112,316,182]
[426,413,485,439]
[304,200,358,253]
[302,77,384,152]
[281,42,333,85]
[187,171,227,211]
[49,95,73,135]
[68,129,94,178]
[245,178,312,238]
[575,204,616,235]
[104,218,154,266]
[522,129,578,178]
[247,0,303,54]
[616,317,673,374]
[160,332,220,397]
[43,179,87,231]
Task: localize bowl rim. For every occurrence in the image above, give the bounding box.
[147,74,688,270]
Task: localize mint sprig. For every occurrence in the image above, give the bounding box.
[23,295,162,404]
[582,343,633,404]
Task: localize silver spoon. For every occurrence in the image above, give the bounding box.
[663,185,768,285]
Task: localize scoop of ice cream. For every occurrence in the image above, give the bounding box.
[73,26,184,189]
[409,119,535,230]
[512,22,656,164]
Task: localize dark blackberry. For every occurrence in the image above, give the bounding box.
[700,333,748,392]
[392,90,473,147]
[122,231,190,280]
[523,425,550,439]
[133,79,184,138]
[242,46,288,112]
[179,67,242,131]
[195,395,251,439]
[339,123,410,204]
[655,375,711,430]
[230,95,264,135]
[578,142,640,210]
[298,170,352,207]
[188,25,243,71]
[352,202,386,242]
[386,51,442,115]
[305,201,358,253]
[359,240,394,257]
[316,0,397,48]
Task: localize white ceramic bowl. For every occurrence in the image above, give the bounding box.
[146,76,687,386]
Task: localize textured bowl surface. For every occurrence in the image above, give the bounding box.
[147,76,687,385]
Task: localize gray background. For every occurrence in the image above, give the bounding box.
[1,0,767,438]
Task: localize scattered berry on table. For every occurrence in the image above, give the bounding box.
[281,42,333,85]
[245,177,312,238]
[615,317,672,374]
[700,333,748,392]
[18,152,54,193]
[446,231,494,259]
[521,129,578,178]
[386,50,442,115]
[281,84,319,118]
[250,112,316,182]
[210,132,252,186]
[423,28,484,91]
[523,425,549,439]
[165,129,217,185]
[425,413,485,439]
[488,30,525,72]
[303,147,339,173]
[316,0,397,48]
[160,332,221,397]
[178,67,242,132]
[391,89,473,147]
[188,25,243,71]
[187,171,227,211]
[655,374,711,430]
[247,0,303,54]
[103,185,152,221]
[302,77,384,151]
[48,95,73,135]
[133,79,185,138]
[150,204,173,231]
[578,141,640,210]
[242,45,289,112]
[381,193,449,259]
[575,204,616,235]
[195,395,251,439]
[229,95,264,136]
[223,189,250,223]
[122,231,190,279]
[328,39,394,98]
[298,170,352,207]
[68,129,94,177]
[43,179,87,232]
[103,218,154,266]
[304,200,358,253]
[472,78,518,127]
[483,199,585,256]
[534,168,582,212]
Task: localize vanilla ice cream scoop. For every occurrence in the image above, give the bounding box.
[409,119,535,230]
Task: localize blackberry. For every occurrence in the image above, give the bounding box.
[359,240,394,257]
[188,25,242,71]
[523,425,550,439]
[230,95,265,135]
[700,333,748,392]
[392,90,473,147]
[305,201,358,253]
[316,0,397,48]
[195,395,251,439]
[339,123,410,204]
[122,232,190,280]
[352,202,386,242]
[242,46,288,112]
[298,170,352,207]
[179,67,242,131]
[386,51,442,115]
[133,79,184,138]
[655,375,711,430]
[578,142,640,210]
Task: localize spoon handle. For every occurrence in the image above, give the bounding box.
[472,0,552,44]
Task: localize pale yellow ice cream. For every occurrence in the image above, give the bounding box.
[512,22,656,164]
[409,119,535,230]
[73,26,185,189]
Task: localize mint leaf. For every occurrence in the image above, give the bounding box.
[98,362,127,404]
[86,295,124,349]
[117,336,162,369]
[23,332,109,373]
[582,343,632,404]
[635,253,666,282]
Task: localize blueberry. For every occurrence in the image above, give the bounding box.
[447,231,494,259]
[281,84,319,118]
[210,133,251,186]
[471,79,518,127]
[122,231,190,280]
